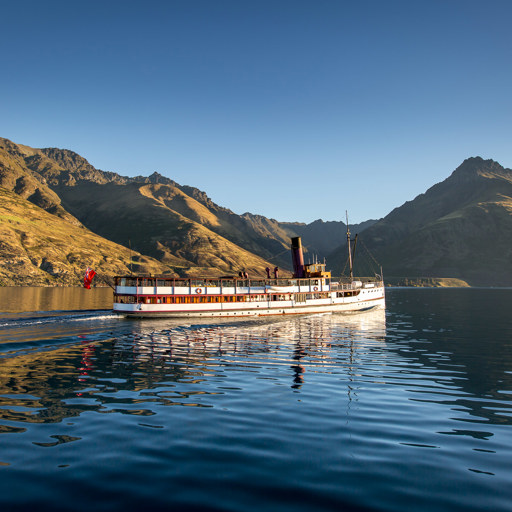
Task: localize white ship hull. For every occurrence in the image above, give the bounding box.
[113,232,385,319]
[114,300,385,318]
[113,280,385,318]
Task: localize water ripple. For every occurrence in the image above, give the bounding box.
[1,290,512,512]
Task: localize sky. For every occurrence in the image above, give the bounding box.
[1,0,511,224]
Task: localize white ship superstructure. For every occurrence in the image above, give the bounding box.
[113,231,385,318]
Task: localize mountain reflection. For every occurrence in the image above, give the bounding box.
[0,286,112,314]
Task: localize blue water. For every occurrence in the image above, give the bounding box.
[1,287,512,512]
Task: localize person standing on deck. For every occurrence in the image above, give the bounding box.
[274,267,279,279]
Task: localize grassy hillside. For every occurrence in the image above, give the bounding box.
[1,137,360,280]
[0,187,172,286]
[0,138,290,279]
[53,181,281,277]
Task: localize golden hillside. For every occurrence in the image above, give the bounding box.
[0,137,290,284]
[0,187,173,286]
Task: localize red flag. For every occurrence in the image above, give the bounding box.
[83,267,96,289]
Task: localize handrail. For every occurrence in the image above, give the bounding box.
[115,275,384,289]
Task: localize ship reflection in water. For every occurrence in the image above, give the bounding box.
[112,308,387,393]
[0,308,386,431]
[1,289,512,512]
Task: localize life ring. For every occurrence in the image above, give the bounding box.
[313,286,319,291]
[195,288,202,294]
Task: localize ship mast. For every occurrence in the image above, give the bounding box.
[346,211,353,281]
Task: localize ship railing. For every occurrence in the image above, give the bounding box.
[114,276,346,293]
[330,277,384,291]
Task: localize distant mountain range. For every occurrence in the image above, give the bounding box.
[1,136,511,286]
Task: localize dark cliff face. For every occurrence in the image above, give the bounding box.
[349,157,512,285]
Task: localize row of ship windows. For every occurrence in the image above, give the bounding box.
[116,278,325,287]
[114,292,341,304]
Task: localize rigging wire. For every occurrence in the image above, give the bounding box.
[340,236,381,278]
[359,238,381,269]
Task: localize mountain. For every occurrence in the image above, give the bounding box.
[3,136,511,287]
[1,137,352,284]
[0,187,171,286]
[330,157,512,286]
[278,218,377,261]
[0,138,82,226]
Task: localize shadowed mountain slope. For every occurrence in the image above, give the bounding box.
[330,158,512,285]
[278,218,377,262]
[52,181,278,277]
[0,138,298,279]
[1,137,355,276]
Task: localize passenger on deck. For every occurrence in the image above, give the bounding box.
[274,266,279,279]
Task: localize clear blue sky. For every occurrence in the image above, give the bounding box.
[1,0,511,224]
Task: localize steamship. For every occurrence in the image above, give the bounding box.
[112,226,385,318]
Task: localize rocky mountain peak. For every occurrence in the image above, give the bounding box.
[148,171,175,185]
[450,157,509,182]
[40,147,94,173]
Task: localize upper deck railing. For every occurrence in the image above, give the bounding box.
[114,275,383,292]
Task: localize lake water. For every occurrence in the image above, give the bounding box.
[1,287,511,512]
